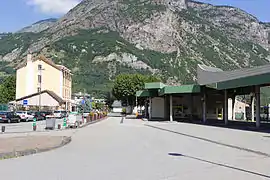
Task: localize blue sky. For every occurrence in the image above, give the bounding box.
[0,0,269,32]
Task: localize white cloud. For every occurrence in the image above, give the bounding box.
[26,0,81,14]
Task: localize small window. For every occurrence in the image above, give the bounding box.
[37,87,41,92]
[38,64,42,70]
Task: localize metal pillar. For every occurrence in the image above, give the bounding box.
[144,100,148,119]
[251,95,255,122]
[38,66,45,111]
[190,94,193,121]
[255,86,261,128]
[170,95,173,122]
[232,96,235,120]
[149,98,152,120]
[202,91,206,123]
[224,89,228,125]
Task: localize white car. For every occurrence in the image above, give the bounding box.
[16,111,34,122]
[53,110,67,118]
[67,112,82,128]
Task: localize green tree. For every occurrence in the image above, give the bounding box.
[112,73,160,105]
[0,75,16,103]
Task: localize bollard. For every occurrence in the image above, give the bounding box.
[33,118,37,131]
[1,126,5,133]
[58,124,61,129]
[82,116,84,124]
[63,117,67,128]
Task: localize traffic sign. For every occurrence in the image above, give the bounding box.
[81,100,85,105]
[23,100,28,105]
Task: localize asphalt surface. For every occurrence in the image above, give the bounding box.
[0,117,270,179]
[0,118,65,133]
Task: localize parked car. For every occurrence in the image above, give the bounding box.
[67,112,82,128]
[53,110,68,118]
[30,111,46,121]
[43,111,55,118]
[16,111,34,122]
[0,111,21,123]
[41,111,54,118]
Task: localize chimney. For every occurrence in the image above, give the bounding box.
[27,54,32,64]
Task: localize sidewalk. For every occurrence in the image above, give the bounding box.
[145,121,270,157]
[0,136,71,159]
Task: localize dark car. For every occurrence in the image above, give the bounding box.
[31,111,46,121]
[0,111,21,123]
[40,111,52,116]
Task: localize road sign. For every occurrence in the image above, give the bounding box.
[23,100,28,105]
[81,100,85,105]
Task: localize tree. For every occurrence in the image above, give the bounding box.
[0,75,16,104]
[112,73,160,105]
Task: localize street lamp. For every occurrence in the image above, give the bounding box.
[38,65,45,111]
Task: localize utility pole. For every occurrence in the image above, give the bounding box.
[83,88,86,113]
[38,65,45,112]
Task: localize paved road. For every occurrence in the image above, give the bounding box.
[0,117,270,179]
[0,118,65,133]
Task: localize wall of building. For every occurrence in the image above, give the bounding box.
[151,97,165,118]
[62,70,72,100]
[16,55,72,103]
[33,60,61,98]
[16,92,60,107]
[16,67,27,99]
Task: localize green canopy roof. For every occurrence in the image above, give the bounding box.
[159,85,201,96]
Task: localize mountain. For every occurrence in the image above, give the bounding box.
[0,0,270,96]
[17,18,58,33]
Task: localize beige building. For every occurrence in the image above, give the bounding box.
[15,54,72,110]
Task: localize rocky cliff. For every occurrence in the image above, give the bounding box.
[17,18,58,33]
[0,0,269,94]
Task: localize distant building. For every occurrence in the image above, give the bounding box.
[71,92,91,111]
[15,54,72,110]
[111,100,123,113]
[72,92,91,101]
[93,98,106,104]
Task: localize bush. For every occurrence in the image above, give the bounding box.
[122,108,126,114]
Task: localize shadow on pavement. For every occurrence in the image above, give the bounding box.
[168,152,270,179]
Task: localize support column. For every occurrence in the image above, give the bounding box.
[255,86,261,128]
[190,94,193,122]
[224,89,228,125]
[232,95,236,120]
[145,99,148,119]
[251,95,255,122]
[202,91,207,123]
[170,95,173,122]
[149,98,152,120]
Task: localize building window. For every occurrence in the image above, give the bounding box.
[38,75,42,83]
[37,87,41,93]
[38,64,42,70]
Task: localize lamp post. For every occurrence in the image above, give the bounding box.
[38,65,45,111]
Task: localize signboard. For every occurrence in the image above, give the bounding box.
[23,100,28,105]
[81,100,85,105]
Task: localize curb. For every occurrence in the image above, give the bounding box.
[80,116,108,128]
[0,136,72,160]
